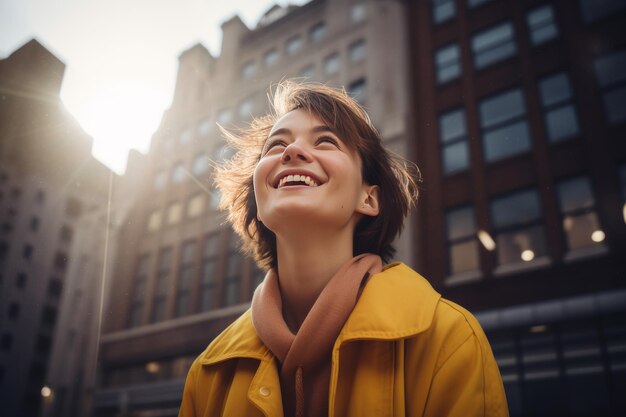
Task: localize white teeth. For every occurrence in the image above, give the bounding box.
[277,174,320,188]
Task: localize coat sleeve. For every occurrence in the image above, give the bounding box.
[423,333,509,417]
[178,359,200,417]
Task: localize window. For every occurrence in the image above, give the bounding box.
[35,189,45,204]
[22,244,33,260]
[579,0,626,24]
[60,225,73,244]
[40,306,56,328]
[238,98,254,119]
[468,0,495,8]
[198,118,212,136]
[446,206,480,281]
[187,194,205,218]
[34,334,51,355]
[192,153,209,176]
[29,217,39,232]
[539,72,579,142]
[65,197,82,218]
[324,53,340,75]
[209,188,222,211]
[1,333,12,351]
[129,255,150,327]
[557,176,606,257]
[54,252,68,270]
[172,163,187,183]
[594,49,626,125]
[435,43,462,84]
[47,279,62,298]
[440,108,470,174]
[286,35,303,56]
[300,65,315,78]
[309,22,327,43]
[16,272,26,289]
[8,302,20,319]
[151,248,172,322]
[147,210,162,231]
[472,21,516,70]
[479,88,532,162]
[527,4,558,46]
[175,241,196,317]
[348,78,367,103]
[348,40,366,62]
[241,61,256,79]
[224,236,242,307]
[2,221,12,234]
[217,108,233,125]
[154,171,167,190]
[166,202,182,225]
[264,48,279,67]
[0,241,8,264]
[179,128,193,144]
[432,0,456,23]
[490,188,548,269]
[351,3,367,23]
[200,234,220,311]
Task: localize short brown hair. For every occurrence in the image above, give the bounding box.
[215,81,420,270]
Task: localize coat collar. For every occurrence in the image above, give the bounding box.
[200,262,441,366]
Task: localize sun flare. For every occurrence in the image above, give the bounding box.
[78,82,167,174]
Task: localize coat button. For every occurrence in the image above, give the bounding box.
[259,386,271,397]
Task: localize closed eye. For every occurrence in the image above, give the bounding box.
[263,139,287,155]
[315,136,340,148]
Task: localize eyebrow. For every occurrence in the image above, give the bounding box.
[267,125,335,139]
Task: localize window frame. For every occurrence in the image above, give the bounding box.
[445,205,482,284]
[471,21,517,70]
[479,88,532,162]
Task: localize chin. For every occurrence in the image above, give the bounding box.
[262,204,354,234]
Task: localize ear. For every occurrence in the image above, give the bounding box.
[356,184,380,217]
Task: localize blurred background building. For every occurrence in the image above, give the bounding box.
[2,0,625,416]
[0,39,116,417]
[406,0,626,416]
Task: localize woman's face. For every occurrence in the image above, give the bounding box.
[253,109,378,234]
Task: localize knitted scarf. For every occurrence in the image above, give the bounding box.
[251,253,383,417]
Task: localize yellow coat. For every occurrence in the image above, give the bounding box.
[178,263,509,417]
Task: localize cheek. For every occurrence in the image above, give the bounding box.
[252,160,270,206]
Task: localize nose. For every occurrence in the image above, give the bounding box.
[281,141,311,164]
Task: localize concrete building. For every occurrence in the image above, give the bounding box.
[0,39,113,417]
[93,0,411,415]
[405,0,626,415]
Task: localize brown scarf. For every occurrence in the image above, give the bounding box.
[251,253,382,417]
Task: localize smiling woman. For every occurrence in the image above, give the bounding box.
[178,81,509,417]
[77,82,167,174]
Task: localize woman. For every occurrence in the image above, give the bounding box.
[178,82,509,417]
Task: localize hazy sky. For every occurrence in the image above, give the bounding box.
[0,0,309,174]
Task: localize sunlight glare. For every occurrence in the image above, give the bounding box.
[79,82,167,174]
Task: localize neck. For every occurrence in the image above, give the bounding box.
[275,227,354,333]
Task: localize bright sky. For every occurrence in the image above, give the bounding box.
[0,0,309,174]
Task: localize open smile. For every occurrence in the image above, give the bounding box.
[273,170,324,189]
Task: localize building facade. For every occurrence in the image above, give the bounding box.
[93,1,411,415]
[406,0,626,415]
[0,39,113,417]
